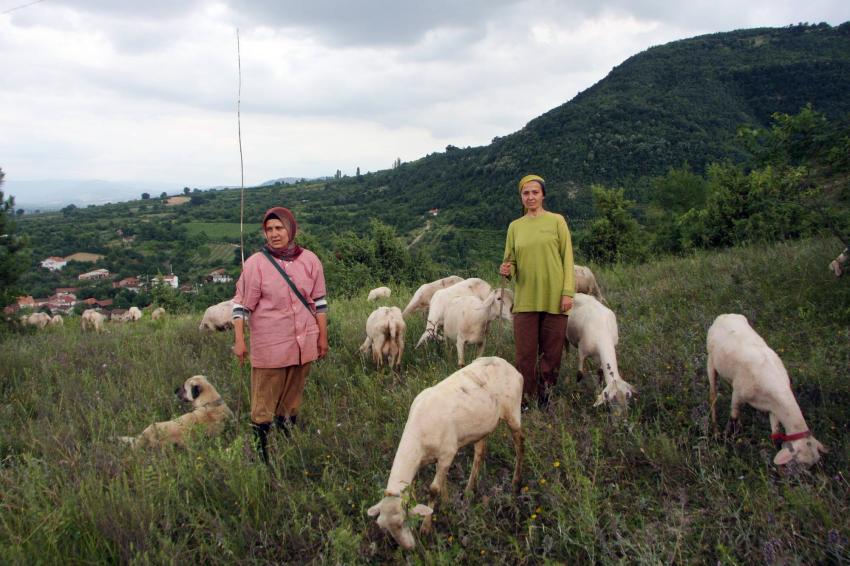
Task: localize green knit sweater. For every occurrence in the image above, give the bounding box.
[502,211,575,314]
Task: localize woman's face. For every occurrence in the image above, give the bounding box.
[520,181,544,212]
[264,218,290,250]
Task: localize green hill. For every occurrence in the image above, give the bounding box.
[1,237,848,563]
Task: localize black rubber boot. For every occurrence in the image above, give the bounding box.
[274,415,298,437]
[251,422,271,463]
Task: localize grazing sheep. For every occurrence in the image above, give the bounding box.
[199,300,234,331]
[707,314,827,467]
[49,314,64,327]
[359,306,406,369]
[22,312,51,329]
[415,278,492,348]
[128,306,143,321]
[401,275,464,317]
[81,309,107,332]
[574,265,606,303]
[367,286,392,301]
[151,307,166,321]
[566,294,635,413]
[829,247,849,277]
[367,357,524,550]
[442,289,514,366]
[110,309,133,323]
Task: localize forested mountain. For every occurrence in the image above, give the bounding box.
[321,23,850,234]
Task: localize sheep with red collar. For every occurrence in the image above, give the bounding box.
[707,313,827,467]
[367,357,524,550]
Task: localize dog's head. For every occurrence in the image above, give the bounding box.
[174,375,220,407]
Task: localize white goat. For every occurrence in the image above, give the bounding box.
[22,312,51,329]
[367,357,524,550]
[415,278,492,348]
[566,293,635,412]
[401,275,464,317]
[442,289,513,366]
[707,313,827,467]
[359,306,406,369]
[829,247,849,277]
[199,300,234,331]
[81,309,106,332]
[367,286,392,301]
[574,265,606,303]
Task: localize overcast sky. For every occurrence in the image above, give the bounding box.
[2,0,849,199]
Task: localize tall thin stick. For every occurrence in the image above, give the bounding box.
[237,28,245,267]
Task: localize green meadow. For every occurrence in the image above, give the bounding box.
[1,237,848,564]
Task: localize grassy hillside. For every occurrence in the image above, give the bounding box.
[1,237,848,563]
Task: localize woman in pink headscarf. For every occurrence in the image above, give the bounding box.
[232,207,328,463]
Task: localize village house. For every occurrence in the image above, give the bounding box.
[3,296,35,315]
[207,268,233,284]
[153,274,179,289]
[48,292,77,314]
[113,276,142,293]
[40,256,67,271]
[78,268,112,281]
[81,297,113,310]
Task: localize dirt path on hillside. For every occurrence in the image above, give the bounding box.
[408,219,431,248]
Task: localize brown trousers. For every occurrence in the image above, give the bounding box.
[513,312,569,399]
[250,364,311,425]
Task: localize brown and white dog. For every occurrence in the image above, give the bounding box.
[119,375,233,448]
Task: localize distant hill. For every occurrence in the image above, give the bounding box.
[317,23,850,236]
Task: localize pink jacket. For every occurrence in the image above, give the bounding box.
[233,249,326,368]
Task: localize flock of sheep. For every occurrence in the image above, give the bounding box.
[356,266,828,549]
[20,306,167,333]
[17,256,833,551]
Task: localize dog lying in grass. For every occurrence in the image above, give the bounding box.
[118,375,233,448]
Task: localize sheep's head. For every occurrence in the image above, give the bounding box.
[492,288,514,322]
[594,379,635,416]
[774,435,827,467]
[367,495,432,550]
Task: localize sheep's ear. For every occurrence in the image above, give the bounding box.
[773,447,794,466]
[409,504,433,517]
[815,439,829,454]
[367,503,381,517]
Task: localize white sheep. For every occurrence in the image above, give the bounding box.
[566,293,635,413]
[199,300,234,331]
[707,313,827,467]
[367,357,524,550]
[128,306,143,321]
[49,314,64,327]
[359,306,406,369]
[574,264,606,303]
[442,289,514,366]
[415,278,492,348]
[367,286,392,301]
[81,309,106,332]
[401,275,464,317]
[151,307,166,321]
[22,312,51,329]
[829,247,849,277]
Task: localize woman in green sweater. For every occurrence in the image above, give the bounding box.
[499,174,575,410]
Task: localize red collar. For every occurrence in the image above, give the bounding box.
[770,430,811,442]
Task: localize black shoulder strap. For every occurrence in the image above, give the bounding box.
[261,250,315,316]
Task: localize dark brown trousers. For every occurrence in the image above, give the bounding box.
[250,364,311,425]
[513,312,569,399]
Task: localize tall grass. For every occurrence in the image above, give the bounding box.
[1,237,848,563]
